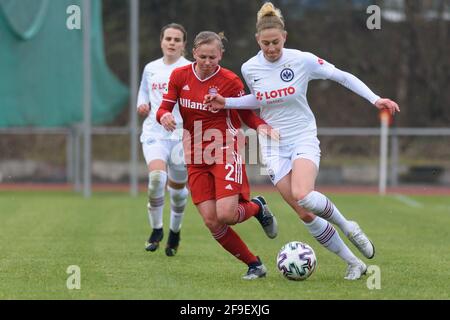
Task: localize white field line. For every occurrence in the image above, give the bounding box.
[392,194,424,208]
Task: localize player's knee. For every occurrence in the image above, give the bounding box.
[168,186,188,204]
[216,213,235,226]
[168,168,187,187]
[148,170,167,198]
[296,208,316,222]
[216,208,236,226]
[296,190,318,211]
[204,217,222,232]
[292,186,313,202]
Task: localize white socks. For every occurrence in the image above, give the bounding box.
[168,186,188,233]
[304,217,359,265]
[298,191,353,236]
[147,171,167,229]
[147,170,188,233]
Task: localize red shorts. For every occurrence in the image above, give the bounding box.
[187,157,251,205]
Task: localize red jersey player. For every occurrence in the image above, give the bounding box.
[157,31,278,280]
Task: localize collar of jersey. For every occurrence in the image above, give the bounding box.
[191,63,221,82]
[161,56,189,68]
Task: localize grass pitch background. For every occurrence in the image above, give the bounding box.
[0,191,449,299]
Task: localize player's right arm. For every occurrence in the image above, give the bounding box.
[137,65,151,117]
[156,70,180,131]
[205,93,260,111]
[205,65,260,111]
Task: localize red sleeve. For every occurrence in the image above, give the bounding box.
[156,70,180,124]
[237,110,266,130]
[229,75,246,99]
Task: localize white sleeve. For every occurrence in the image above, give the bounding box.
[304,52,335,80]
[224,94,260,110]
[137,66,149,108]
[222,64,259,109]
[328,68,381,105]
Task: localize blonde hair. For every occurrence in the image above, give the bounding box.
[256,2,285,33]
[193,31,226,52]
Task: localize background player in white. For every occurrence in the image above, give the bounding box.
[205,3,400,279]
[137,23,191,256]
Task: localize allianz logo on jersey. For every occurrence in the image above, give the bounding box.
[256,87,296,101]
[179,98,219,113]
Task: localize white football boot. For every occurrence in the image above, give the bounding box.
[344,259,367,280]
[347,221,375,259]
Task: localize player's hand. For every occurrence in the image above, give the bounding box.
[374,98,400,116]
[204,94,226,112]
[137,104,150,117]
[160,113,177,132]
[257,124,280,142]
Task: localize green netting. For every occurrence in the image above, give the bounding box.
[0,0,129,127]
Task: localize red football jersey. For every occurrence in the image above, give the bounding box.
[157,63,265,165]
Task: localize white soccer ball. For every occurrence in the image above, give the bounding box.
[276,241,317,281]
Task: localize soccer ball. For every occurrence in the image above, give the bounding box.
[276,241,317,281]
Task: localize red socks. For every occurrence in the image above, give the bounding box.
[235,200,259,224]
[212,225,257,265]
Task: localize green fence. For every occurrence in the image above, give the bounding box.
[0,0,128,127]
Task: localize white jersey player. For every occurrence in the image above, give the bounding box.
[239,48,383,181]
[137,23,191,256]
[205,3,400,280]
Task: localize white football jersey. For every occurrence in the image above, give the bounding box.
[137,56,191,142]
[241,48,335,146]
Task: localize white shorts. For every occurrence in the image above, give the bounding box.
[142,138,187,183]
[261,138,321,186]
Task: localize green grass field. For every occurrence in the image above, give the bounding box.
[0,191,449,300]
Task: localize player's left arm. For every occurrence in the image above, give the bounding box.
[231,79,265,130]
[328,68,400,115]
[224,67,260,110]
[306,52,400,115]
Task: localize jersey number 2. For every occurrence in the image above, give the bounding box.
[225,164,235,182]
